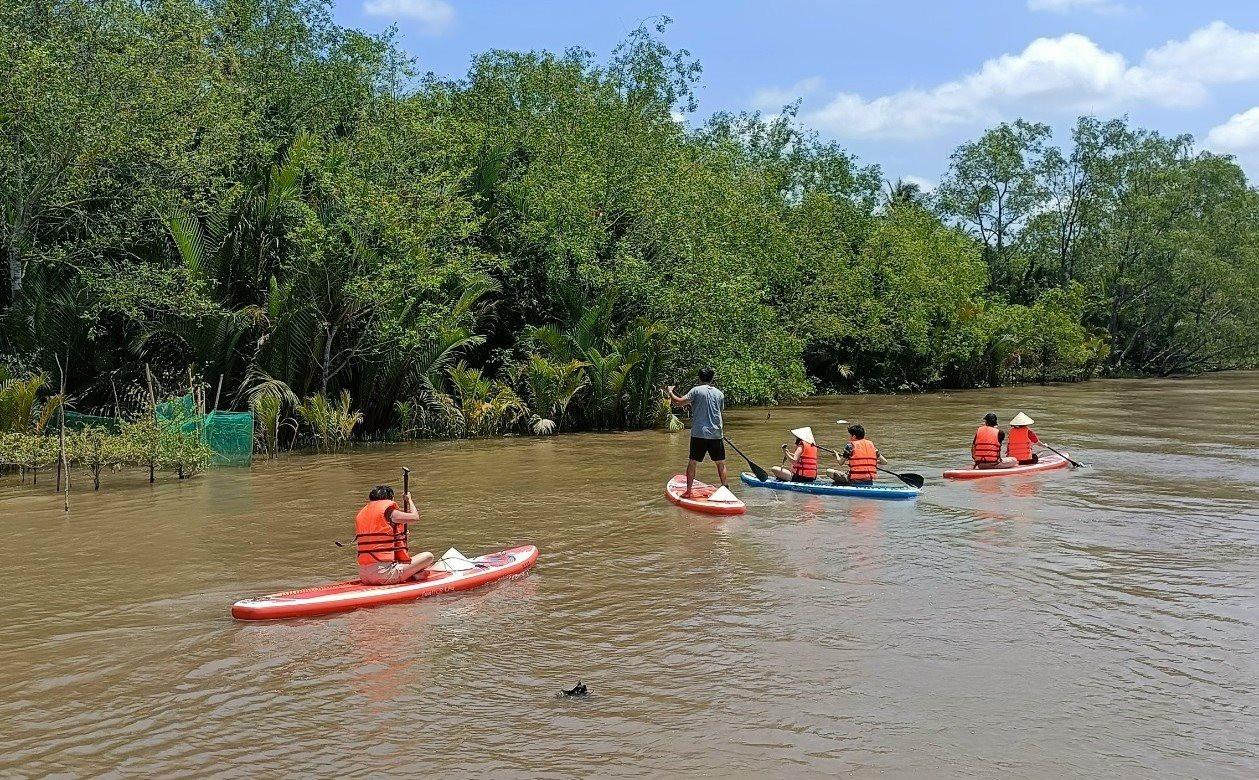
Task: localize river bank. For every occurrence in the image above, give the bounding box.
[2,370,1253,499]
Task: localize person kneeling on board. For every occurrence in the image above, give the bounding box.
[1006,412,1040,465]
[827,424,886,486]
[971,412,1009,469]
[355,486,435,585]
[771,427,818,483]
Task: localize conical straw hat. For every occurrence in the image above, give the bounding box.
[1010,412,1034,426]
[790,426,815,444]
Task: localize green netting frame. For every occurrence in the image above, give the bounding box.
[63,411,121,433]
[153,395,253,467]
[203,411,254,466]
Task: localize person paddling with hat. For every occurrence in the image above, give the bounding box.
[1006,412,1041,466]
[771,427,819,483]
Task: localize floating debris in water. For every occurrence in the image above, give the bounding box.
[560,680,589,698]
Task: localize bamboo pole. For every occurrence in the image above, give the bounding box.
[56,353,69,513]
[145,363,157,483]
[145,363,158,408]
[213,373,224,412]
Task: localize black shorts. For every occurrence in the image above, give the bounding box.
[689,436,726,462]
[790,473,816,483]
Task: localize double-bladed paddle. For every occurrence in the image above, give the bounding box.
[723,436,770,481]
[817,444,926,489]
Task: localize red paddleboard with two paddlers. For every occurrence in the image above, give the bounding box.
[230,546,538,621]
[943,452,1071,480]
[665,474,746,515]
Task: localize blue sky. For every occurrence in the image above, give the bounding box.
[334,1,1259,184]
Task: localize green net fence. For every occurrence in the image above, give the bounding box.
[63,411,121,433]
[155,395,254,467]
[203,411,254,466]
[155,395,197,422]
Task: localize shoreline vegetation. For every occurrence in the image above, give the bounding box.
[2,2,1256,493]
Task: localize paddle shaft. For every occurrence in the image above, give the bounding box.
[722,436,769,481]
[1039,442,1083,468]
[400,466,412,549]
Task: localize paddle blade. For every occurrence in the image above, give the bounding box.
[898,472,925,489]
[1043,444,1084,469]
[724,436,770,481]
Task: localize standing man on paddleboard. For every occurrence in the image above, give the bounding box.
[666,368,728,498]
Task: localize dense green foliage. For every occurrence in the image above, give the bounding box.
[2,0,1255,447]
[936,118,1259,377]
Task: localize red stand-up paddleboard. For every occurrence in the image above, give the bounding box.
[943,453,1071,480]
[231,545,539,621]
[665,474,746,515]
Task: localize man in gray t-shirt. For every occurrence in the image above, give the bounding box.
[666,368,728,496]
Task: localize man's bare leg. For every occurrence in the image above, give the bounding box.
[684,459,699,497]
[400,551,435,581]
[716,459,728,487]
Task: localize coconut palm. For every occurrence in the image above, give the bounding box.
[446,361,526,437]
[520,354,588,434]
[883,177,925,209]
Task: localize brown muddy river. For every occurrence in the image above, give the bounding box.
[2,373,1257,777]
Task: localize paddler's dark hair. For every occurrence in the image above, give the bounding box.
[368,485,394,501]
[847,424,865,439]
[698,367,715,382]
[984,412,998,426]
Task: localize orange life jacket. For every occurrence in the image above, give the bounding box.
[792,442,818,479]
[848,439,878,482]
[1007,427,1034,462]
[354,500,409,566]
[972,425,1002,464]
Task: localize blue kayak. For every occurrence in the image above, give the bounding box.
[740,472,920,500]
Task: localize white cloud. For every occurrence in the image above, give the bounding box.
[796,23,1259,140]
[1140,21,1259,85]
[362,0,454,34]
[750,76,824,111]
[1207,107,1259,153]
[1027,0,1124,14]
[901,175,936,194]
